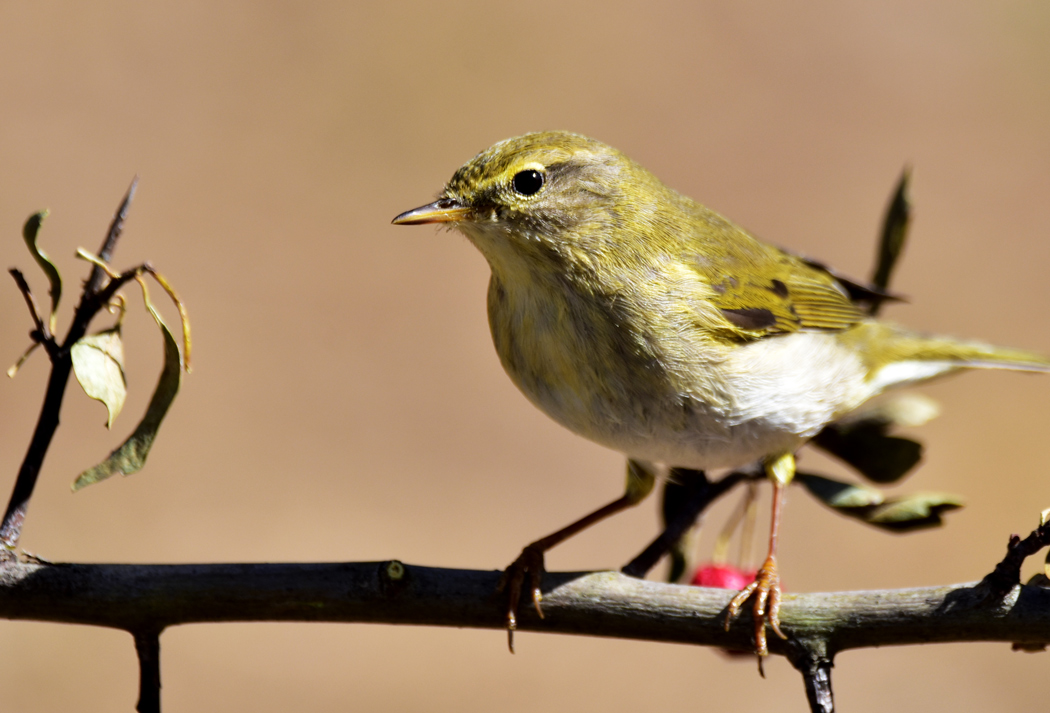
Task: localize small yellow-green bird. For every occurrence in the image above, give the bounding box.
[393,131,1049,656]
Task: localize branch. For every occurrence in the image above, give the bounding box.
[82,177,137,299]
[1,561,1048,656]
[980,521,1050,599]
[8,268,50,343]
[0,181,137,555]
[133,628,161,713]
[787,638,836,713]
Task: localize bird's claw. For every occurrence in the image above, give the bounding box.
[497,546,546,653]
[724,556,787,661]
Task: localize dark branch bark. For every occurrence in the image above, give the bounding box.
[2,561,1048,655]
[9,269,49,341]
[980,521,1050,599]
[133,628,161,713]
[83,178,137,298]
[788,639,835,713]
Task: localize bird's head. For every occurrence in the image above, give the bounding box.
[393,132,668,277]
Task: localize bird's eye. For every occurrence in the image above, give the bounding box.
[512,169,545,196]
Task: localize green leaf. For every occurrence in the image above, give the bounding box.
[797,472,884,508]
[870,168,912,305]
[72,290,182,491]
[812,394,939,484]
[863,492,964,532]
[22,211,62,333]
[812,425,923,484]
[798,472,963,533]
[71,327,127,428]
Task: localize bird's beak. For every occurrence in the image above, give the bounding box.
[392,197,471,225]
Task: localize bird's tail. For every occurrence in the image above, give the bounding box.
[848,321,1050,393]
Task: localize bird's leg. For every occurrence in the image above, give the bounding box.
[498,459,656,652]
[725,452,794,661]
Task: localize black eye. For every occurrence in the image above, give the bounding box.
[512,169,544,196]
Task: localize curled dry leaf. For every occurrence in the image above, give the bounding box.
[72,285,182,491]
[71,328,127,428]
[22,210,62,333]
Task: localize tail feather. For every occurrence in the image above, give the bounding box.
[850,321,1050,392]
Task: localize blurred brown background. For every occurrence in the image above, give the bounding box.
[1,2,1048,711]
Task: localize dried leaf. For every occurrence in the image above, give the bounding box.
[71,328,127,428]
[72,286,182,491]
[812,394,939,484]
[864,492,965,532]
[22,211,62,333]
[7,341,41,378]
[871,168,912,303]
[798,473,963,533]
[797,472,884,508]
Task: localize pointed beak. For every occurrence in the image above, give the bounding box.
[392,197,472,225]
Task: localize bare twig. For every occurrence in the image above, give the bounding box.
[788,639,835,713]
[979,519,1050,600]
[83,178,138,299]
[8,269,50,344]
[133,629,161,713]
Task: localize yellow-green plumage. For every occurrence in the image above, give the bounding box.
[397,131,1048,472]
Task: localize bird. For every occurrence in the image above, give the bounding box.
[392,131,1049,656]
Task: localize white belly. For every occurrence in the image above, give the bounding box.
[525,330,873,471]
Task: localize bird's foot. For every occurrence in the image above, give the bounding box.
[725,555,787,665]
[496,545,546,653]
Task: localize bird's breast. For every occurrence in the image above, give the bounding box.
[485,269,875,470]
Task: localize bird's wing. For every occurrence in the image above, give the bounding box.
[695,245,865,340]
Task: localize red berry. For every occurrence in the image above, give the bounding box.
[690,564,756,590]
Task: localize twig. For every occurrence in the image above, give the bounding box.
[84,178,137,299]
[133,629,161,713]
[979,519,1050,600]
[788,639,835,713]
[622,469,751,578]
[8,269,50,344]
[0,182,138,556]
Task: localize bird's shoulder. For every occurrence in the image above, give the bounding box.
[666,207,869,340]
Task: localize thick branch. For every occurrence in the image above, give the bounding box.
[1,561,1048,655]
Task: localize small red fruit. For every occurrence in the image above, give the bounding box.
[691,564,756,590]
